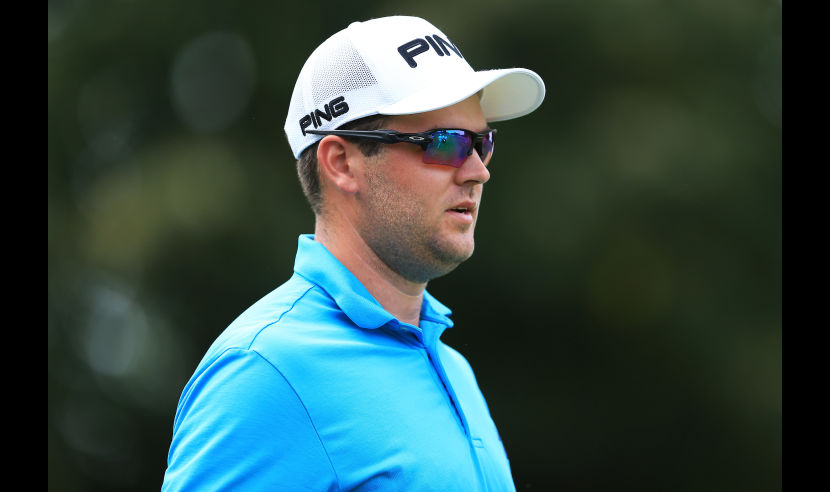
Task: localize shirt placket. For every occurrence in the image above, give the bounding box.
[400,318,488,490]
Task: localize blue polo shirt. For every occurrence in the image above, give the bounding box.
[162,234,515,491]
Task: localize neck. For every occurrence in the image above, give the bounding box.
[314,217,425,327]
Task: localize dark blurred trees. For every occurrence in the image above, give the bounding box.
[48,1,781,490]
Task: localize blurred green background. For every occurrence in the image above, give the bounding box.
[48,0,781,490]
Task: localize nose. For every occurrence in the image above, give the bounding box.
[454,150,491,186]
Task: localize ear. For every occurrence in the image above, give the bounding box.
[317,136,361,194]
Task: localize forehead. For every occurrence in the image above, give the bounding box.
[386,95,488,133]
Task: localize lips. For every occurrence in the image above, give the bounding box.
[447,201,476,214]
[445,201,476,224]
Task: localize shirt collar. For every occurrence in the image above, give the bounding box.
[293,234,454,331]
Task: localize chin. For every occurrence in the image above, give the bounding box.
[430,234,475,269]
[387,235,474,283]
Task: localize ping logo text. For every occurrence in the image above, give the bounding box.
[397,34,464,68]
[299,96,349,135]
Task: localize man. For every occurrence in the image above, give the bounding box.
[163,16,544,491]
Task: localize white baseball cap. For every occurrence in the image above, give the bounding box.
[284,16,546,159]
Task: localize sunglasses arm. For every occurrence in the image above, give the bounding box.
[305,129,433,147]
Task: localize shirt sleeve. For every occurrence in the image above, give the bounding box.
[162,348,339,492]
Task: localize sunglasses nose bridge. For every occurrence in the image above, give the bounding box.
[464,131,478,157]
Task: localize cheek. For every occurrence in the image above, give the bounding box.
[398,181,442,223]
[364,169,419,222]
[367,155,450,221]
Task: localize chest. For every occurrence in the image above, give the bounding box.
[279,339,513,491]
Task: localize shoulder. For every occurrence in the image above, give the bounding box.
[164,346,340,490]
[183,271,359,391]
[198,274,333,364]
[165,274,348,490]
[169,273,342,449]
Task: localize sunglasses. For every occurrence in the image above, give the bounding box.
[305,128,496,168]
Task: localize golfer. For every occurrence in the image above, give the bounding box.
[162,15,545,491]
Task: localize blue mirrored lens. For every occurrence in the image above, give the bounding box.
[423,130,471,167]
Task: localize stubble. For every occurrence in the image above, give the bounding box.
[358,164,474,284]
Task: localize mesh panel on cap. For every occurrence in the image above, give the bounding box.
[286,34,393,159]
[310,38,378,106]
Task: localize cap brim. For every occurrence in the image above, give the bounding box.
[377,68,545,122]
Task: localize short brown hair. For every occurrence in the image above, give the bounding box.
[296,114,389,216]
